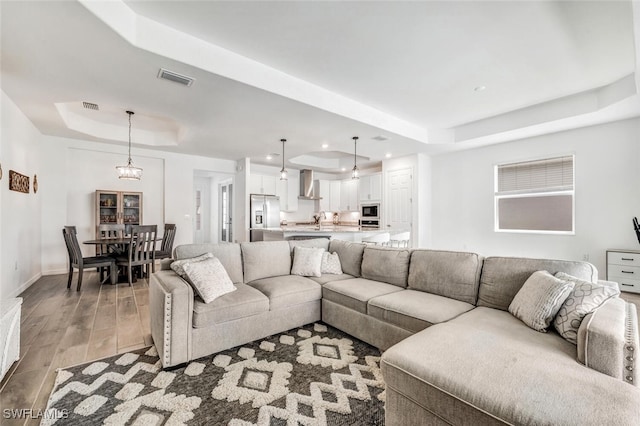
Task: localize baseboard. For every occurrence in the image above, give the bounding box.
[8,272,42,298]
[42,268,68,276]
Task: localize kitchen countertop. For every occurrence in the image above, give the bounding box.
[250,225,390,233]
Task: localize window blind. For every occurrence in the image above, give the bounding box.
[497,155,573,194]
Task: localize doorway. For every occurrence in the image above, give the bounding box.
[386,167,412,244]
[193,171,234,244]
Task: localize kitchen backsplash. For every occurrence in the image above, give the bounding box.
[280,200,360,224]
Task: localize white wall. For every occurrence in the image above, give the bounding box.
[1,91,43,299]
[39,135,236,274]
[430,119,640,274]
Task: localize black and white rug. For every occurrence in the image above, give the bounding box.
[43,323,385,425]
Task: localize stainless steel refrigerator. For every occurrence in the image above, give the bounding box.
[250,194,281,241]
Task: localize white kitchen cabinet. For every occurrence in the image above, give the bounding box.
[359,173,382,201]
[330,180,341,211]
[276,175,299,212]
[317,180,342,212]
[250,174,277,195]
[340,179,359,212]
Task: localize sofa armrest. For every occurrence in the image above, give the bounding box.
[160,259,174,271]
[149,270,194,368]
[577,297,638,386]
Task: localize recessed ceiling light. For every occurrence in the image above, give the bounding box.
[341,167,346,172]
[385,153,392,158]
[321,143,329,149]
[266,155,273,160]
[474,85,486,92]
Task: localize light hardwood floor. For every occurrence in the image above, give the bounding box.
[1,273,639,425]
[0,272,151,426]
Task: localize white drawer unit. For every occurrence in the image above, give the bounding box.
[606,249,640,294]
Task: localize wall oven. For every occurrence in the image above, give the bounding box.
[361,203,380,219]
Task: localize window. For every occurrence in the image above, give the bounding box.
[495,155,574,234]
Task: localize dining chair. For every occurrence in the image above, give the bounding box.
[97,223,125,281]
[155,224,176,261]
[62,226,117,291]
[116,225,157,286]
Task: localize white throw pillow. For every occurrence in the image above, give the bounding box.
[171,252,213,278]
[182,257,237,303]
[291,247,325,277]
[508,270,574,332]
[553,272,620,344]
[321,251,343,275]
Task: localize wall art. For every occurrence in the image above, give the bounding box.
[9,170,30,193]
[33,174,38,193]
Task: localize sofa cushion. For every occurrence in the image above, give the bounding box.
[291,246,325,277]
[170,252,213,278]
[508,270,574,332]
[174,243,244,284]
[477,256,598,311]
[241,241,292,283]
[322,278,404,314]
[182,257,237,304]
[368,290,475,333]
[408,250,483,305]
[307,273,354,285]
[554,272,620,345]
[381,307,640,425]
[321,252,343,275]
[249,275,321,310]
[288,238,330,253]
[329,240,366,277]
[192,283,269,328]
[361,246,411,287]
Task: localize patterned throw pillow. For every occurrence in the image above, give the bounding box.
[171,252,213,278]
[508,270,575,332]
[182,257,237,303]
[553,272,620,344]
[321,252,343,275]
[291,247,325,277]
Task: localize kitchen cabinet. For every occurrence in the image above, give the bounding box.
[359,173,382,201]
[340,179,359,212]
[276,175,299,212]
[250,174,277,195]
[317,180,341,212]
[96,190,142,236]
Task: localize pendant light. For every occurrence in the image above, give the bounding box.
[116,111,143,180]
[280,138,288,180]
[351,136,359,179]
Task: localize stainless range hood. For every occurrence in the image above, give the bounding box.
[298,169,322,200]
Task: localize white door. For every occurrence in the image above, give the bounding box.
[193,177,211,244]
[220,182,233,243]
[386,168,412,240]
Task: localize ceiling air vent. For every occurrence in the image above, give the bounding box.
[82,102,99,110]
[157,68,194,87]
[372,135,388,141]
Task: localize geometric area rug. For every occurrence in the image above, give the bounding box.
[43,322,385,425]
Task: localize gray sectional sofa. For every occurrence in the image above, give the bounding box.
[149,239,640,425]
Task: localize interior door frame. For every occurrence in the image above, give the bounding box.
[385,166,414,246]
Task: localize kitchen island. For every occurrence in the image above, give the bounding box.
[250,224,394,243]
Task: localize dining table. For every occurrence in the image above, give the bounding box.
[83,237,160,284]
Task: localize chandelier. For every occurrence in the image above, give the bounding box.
[116,110,143,180]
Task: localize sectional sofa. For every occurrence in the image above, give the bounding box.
[149,239,640,425]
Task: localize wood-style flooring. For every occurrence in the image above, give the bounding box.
[0,272,151,426]
[1,273,639,425]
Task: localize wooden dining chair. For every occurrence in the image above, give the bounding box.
[116,225,157,286]
[154,224,176,261]
[96,224,125,254]
[63,226,117,291]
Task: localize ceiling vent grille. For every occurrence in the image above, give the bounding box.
[372,135,388,141]
[82,102,99,110]
[157,68,194,87]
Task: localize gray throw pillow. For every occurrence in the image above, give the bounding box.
[182,257,237,303]
[553,272,620,344]
[291,247,325,277]
[508,270,575,332]
[171,252,213,278]
[321,252,343,275]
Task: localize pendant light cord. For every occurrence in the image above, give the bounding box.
[127,111,134,164]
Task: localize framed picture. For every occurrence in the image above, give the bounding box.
[9,170,29,193]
